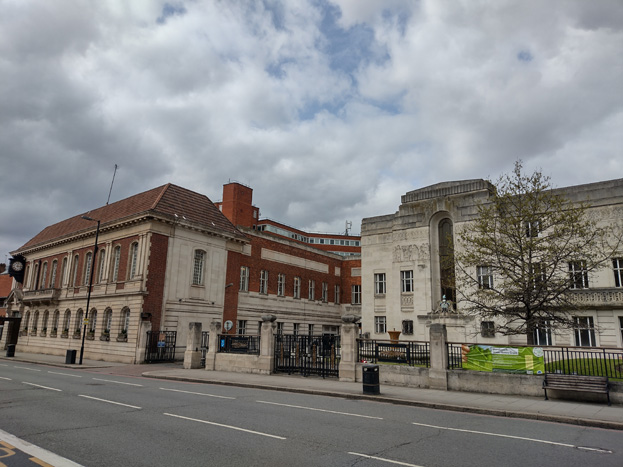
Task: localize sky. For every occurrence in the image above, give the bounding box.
[1,0,622,262]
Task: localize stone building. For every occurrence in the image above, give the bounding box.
[361,178,623,347]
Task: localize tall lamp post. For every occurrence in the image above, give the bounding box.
[80,215,100,365]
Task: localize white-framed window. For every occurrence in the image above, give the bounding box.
[374,273,386,295]
[321,282,328,302]
[84,252,93,285]
[72,255,79,287]
[569,261,589,289]
[530,263,546,289]
[40,262,48,289]
[111,246,121,282]
[240,266,249,292]
[480,321,495,338]
[50,260,58,289]
[293,323,300,335]
[525,219,540,238]
[277,274,285,297]
[129,242,139,279]
[32,263,39,289]
[374,316,386,334]
[533,320,552,346]
[613,258,623,287]
[60,257,67,287]
[237,320,247,335]
[402,320,413,335]
[401,270,414,293]
[334,285,340,304]
[308,280,315,300]
[192,250,206,285]
[477,266,493,289]
[574,316,596,347]
[351,285,361,305]
[259,270,268,294]
[293,276,301,299]
[97,250,106,283]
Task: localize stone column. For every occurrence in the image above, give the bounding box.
[259,315,277,374]
[338,314,359,382]
[204,320,221,371]
[428,323,448,390]
[134,320,152,364]
[183,322,202,369]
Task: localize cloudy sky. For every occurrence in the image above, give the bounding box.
[2,0,622,261]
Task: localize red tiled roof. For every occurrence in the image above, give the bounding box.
[18,184,246,251]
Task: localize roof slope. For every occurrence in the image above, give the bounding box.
[18,184,246,251]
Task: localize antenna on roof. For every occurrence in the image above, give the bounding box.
[345,220,352,236]
[106,164,118,205]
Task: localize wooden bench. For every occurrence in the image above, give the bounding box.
[543,374,610,406]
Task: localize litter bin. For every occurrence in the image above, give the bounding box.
[65,349,77,364]
[362,364,380,395]
[6,344,15,358]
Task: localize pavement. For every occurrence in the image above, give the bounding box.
[2,351,622,430]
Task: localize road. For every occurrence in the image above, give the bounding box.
[0,361,622,467]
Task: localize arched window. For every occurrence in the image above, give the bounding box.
[50,260,58,288]
[63,310,71,332]
[111,246,121,282]
[42,310,49,332]
[23,311,31,331]
[72,255,79,286]
[129,242,139,279]
[75,309,84,334]
[52,310,60,332]
[60,257,67,287]
[84,252,93,285]
[192,250,206,285]
[40,262,48,289]
[33,311,40,333]
[33,263,40,289]
[89,309,97,333]
[438,218,456,305]
[120,308,130,334]
[104,308,113,334]
[97,249,106,283]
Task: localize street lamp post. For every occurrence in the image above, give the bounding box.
[80,216,100,365]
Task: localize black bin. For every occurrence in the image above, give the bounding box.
[6,344,15,358]
[65,349,77,364]
[362,364,380,395]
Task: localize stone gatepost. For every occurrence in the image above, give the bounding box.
[339,314,359,382]
[135,320,152,364]
[204,320,221,371]
[259,315,277,373]
[183,322,202,369]
[429,323,449,390]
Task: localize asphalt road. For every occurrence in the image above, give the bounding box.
[0,361,622,467]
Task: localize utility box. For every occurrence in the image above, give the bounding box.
[65,349,77,364]
[6,344,15,358]
[362,364,380,395]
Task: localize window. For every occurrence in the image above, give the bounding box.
[42,311,49,331]
[60,257,67,287]
[321,282,328,302]
[530,263,546,289]
[308,324,314,335]
[192,250,206,285]
[619,317,623,345]
[374,273,386,295]
[71,255,79,286]
[50,260,58,288]
[613,258,623,287]
[111,246,121,282]
[97,250,106,283]
[129,242,139,279]
[75,310,83,333]
[89,310,97,333]
[277,322,284,334]
[374,316,386,334]
[240,266,249,292]
[104,309,113,333]
[334,285,340,304]
[574,316,596,347]
[525,220,540,238]
[308,280,315,300]
[259,270,268,294]
[63,310,71,332]
[293,323,300,336]
[477,266,493,289]
[569,261,589,289]
[277,274,285,297]
[351,285,361,305]
[402,320,413,335]
[33,263,39,289]
[293,277,301,299]
[40,262,48,289]
[33,311,39,332]
[121,308,130,333]
[533,320,552,346]
[401,270,414,293]
[52,310,59,331]
[237,320,247,335]
[84,252,93,285]
[481,321,495,338]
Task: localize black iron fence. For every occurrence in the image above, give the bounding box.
[200,331,209,368]
[274,334,340,378]
[218,334,260,355]
[358,339,430,367]
[145,331,177,363]
[448,343,464,370]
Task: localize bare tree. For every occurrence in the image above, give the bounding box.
[454,161,621,345]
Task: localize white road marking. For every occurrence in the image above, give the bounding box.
[412,422,613,453]
[92,377,142,386]
[164,413,286,440]
[257,400,383,419]
[348,452,424,466]
[0,427,84,467]
[0,377,12,381]
[23,382,62,392]
[48,371,82,378]
[15,366,41,371]
[160,387,235,399]
[0,363,8,366]
[78,395,141,409]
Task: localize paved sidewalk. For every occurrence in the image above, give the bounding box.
[2,352,622,430]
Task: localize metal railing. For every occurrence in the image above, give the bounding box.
[217,334,260,355]
[200,331,209,368]
[274,334,340,378]
[358,339,430,367]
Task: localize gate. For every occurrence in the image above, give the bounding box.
[200,331,209,368]
[0,317,21,350]
[274,334,340,378]
[145,331,177,363]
